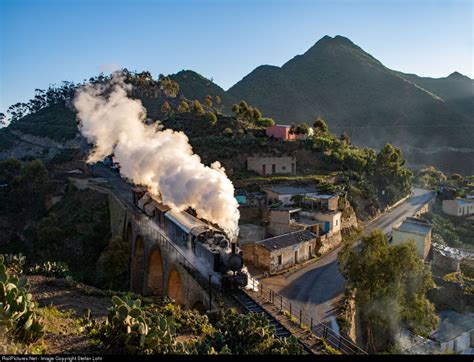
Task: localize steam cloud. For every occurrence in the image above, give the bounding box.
[73,73,240,239]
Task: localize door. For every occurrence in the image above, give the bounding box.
[262,164,266,176]
[294,250,298,264]
[325,221,330,233]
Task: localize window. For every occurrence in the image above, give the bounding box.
[278,255,282,265]
[282,166,286,170]
[309,245,312,256]
[335,219,338,226]
[294,250,298,263]
[272,164,276,173]
[291,163,295,173]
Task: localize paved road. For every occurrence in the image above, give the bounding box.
[261,187,436,325]
[90,163,135,208]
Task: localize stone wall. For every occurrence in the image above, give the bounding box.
[428,277,474,313]
[317,231,342,255]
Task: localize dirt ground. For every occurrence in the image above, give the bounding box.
[27,275,111,354]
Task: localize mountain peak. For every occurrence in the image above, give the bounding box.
[316,35,356,48]
[447,71,470,81]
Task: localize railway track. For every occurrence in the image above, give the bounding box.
[232,291,314,354]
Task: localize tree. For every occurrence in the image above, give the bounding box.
[161,101,172,115]
[255,117,275,127]
[192,100,205,118]
[97,236,130,289]
[295,123,310,135]
[339,230,438,352]
[205,112,217,126]
[0,113,6,127]
[205,95,213,108]
[177,101,190,114]
[313,117,328,133]
[215,95,222,106]
[372,144,412,206]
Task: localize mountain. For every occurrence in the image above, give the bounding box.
[396,71,474,119]
[203,35,472,174]
[169,70,237,109]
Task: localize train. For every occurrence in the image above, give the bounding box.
[132,187,248,290]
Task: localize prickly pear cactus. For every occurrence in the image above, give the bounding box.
[0,255,44,343]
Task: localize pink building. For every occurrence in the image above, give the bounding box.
[266,125,303,141]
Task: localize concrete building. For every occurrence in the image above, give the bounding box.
[264,186,318,206]
[265,125,304,141]
[312,211,342,235]
[247,156,296,176]
[241,230,317,274]
[268,207,320,236]
[442,199,474,217]
[391,217,432,260]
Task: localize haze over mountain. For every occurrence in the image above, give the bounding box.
[172,35,474,174]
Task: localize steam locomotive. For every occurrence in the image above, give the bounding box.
[132,187,248,290]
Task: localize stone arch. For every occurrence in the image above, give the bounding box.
[131,235,145,293]
[147,247,164,296]
[167,268,184,305]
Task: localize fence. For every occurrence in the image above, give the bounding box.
[248,279,367,355]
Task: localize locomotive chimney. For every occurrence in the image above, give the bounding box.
[231,242,236,254]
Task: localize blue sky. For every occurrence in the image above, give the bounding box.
[1,0,473,113]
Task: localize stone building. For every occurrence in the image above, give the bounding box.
[391,217,432,260]
[247,156,296,176]
[301,194,339,212]
[241,230,317,274]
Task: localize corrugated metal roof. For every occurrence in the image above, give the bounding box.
[257,230,316,251]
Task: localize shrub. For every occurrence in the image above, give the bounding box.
[95,295,188,354]
[28,261,69,278]
[2,253,26,275]
[0,255,44,344]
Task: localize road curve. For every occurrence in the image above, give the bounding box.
[261,187,436,324]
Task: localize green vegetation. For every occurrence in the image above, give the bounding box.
[8,103,77,142]
[425,202,474,250]
[338,230,438,353]
[177,100,190,114]
[192,99,205,118]
[28,261,70,279]
[0,255,45,344]
[194,308,303,355]
[90,295,303,355]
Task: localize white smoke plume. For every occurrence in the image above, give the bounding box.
[73,73,240,239]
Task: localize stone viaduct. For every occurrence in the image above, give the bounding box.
[77,178,218,311]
